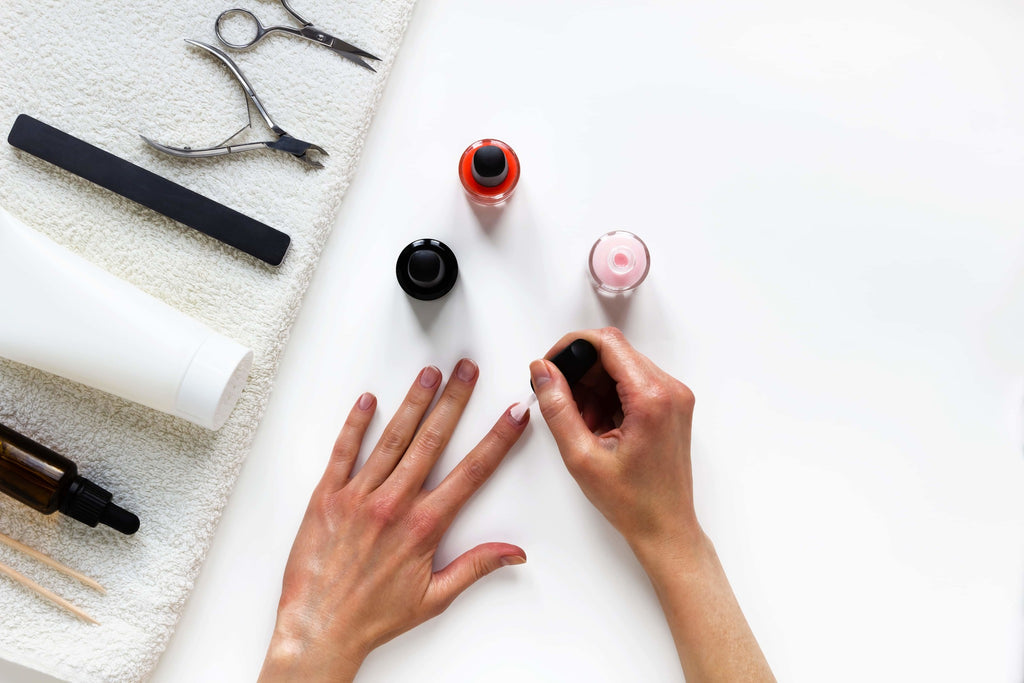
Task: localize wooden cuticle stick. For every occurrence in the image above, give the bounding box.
[0,531,105,593]
[0,559,98,624]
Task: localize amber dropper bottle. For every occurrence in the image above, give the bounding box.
[0,423,139,535]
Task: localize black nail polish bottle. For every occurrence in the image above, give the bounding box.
[396,239,459,301]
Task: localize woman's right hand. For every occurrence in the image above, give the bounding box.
[531,328,776,683]
[529,327,703,564]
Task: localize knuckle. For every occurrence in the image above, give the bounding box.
[342,411,367,433]
[438,388,467,411]
[601,326,625,342]
[407,390,434,411]
[472,555,493,580]
[461,456,489,488]
[673,381,696,412]
[471,427,512,468]
[415,426,446,455]
[406,508,439,541]
[485,418,515,447]
[337,423,363,448]
[310,492,336,522]
[336,485,364,511]
[331,436,354,459]
[426,581,457,615]
[330,441,358,467]
[539,391,574,422]
[367,492,400,525]
[641,385,674,416]
[422,594,447,619]
[377,429,407,454]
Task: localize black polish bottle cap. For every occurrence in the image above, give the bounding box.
[472,145,508,187]
[534,339,599,389]
[396,239,459,300]
[61,477,140,535]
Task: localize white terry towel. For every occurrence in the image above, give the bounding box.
[0,0,415,680]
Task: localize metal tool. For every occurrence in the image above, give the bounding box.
[141,40,327,169]
[215,0,380,71]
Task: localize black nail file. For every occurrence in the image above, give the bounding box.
[7,114,291,266]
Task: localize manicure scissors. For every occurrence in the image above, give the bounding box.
[142,40,327,168]
[215,0,381,71]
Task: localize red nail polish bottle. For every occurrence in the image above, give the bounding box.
[458,139,520,206]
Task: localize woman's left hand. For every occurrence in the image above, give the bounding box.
[259,359,529,683]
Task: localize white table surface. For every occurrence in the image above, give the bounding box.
[4,0,1024,681]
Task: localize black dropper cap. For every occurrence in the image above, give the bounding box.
[61,477,140,535]
[533,339,599,389]
[396,239,459,300]
[471,145,508,187]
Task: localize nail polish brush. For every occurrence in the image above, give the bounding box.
[511,339,598,422]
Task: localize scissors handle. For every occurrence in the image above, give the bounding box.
[278,0,311,27]
[216,9,289,50]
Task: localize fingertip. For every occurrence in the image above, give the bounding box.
[530,358,559,390]
[527,360,597,456]
[356,392,376,411]
[500,547,527,566]
[419,364,443,388]
[488,542,526,565]
[454,357,479,383]
[531,360,574,409]
[507,402,531,425]
[528,360,542,388]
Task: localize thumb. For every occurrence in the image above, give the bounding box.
[530,359,597,465]
[426,543,526,613]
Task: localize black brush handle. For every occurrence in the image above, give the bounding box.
[7,114,291,266]
[532,339,599,390]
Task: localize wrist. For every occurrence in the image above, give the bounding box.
[628,524,714,581]
[260,626,367,683]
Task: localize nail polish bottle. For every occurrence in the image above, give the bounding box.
[588,230,650,295]
[396,239,459,300]
[0,422,140,535]
[459,139,520,205]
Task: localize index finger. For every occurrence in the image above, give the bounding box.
[544,327,652,388]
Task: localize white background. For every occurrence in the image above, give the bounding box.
[4,0,1024,680]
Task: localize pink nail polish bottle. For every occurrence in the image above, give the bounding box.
[588,230,650,295]
[458,139,520,205]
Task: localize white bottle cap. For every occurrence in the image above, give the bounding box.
[174,334,254,430]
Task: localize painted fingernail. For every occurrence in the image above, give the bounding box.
[420,365,442,388]
[456,358,478,383]
[509,403,529,424]
[501,555,527,566]
[357,392,374,410]
[530,360,551,388]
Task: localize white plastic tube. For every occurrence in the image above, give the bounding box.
[0,206,252,430]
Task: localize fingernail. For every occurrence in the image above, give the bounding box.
[509,403,529,424]
[357,392,374,410]
[455,358,478,383]
[530,360,551,388]
[501,555,527,566]
[420,365,442,388]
